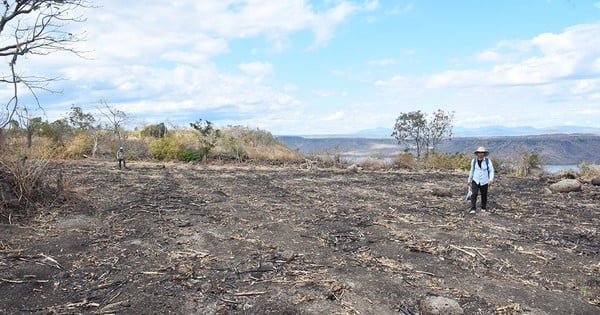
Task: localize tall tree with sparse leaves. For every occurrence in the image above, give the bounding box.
[392,109,454,158]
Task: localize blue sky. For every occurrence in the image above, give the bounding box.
[10,0,600,135]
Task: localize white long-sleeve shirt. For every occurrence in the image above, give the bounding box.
[468,157,494,185]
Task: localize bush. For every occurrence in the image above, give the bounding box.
[515,153,542,177]
[64,132,92,158]
[424,152,471,170]
[578,162,600,180]
[148,136,182,161]
[178,149,207,162]
[0,152,66,220]
[393,153,416,169]
[217,135,248,162]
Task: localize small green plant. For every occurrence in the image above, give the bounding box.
[178,150,201,162]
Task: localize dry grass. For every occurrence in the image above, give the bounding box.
[0,150,67,219]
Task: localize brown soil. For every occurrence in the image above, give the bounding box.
[1,160,599,315]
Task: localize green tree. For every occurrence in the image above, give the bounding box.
[392,109,454,158]
[40,118,72,146]
[68,105,96,131]
[190,119,221,160]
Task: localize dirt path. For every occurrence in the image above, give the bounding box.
[1,160,599,314]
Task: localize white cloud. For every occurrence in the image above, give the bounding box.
[368,58,397,66]
[238,62,274,82]
[373,22,600,128]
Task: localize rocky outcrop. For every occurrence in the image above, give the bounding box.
[549,179,582,193]
[591,177,600,186]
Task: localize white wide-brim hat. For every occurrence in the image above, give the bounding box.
[474,146,489,155]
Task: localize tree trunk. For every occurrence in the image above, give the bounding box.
[91,135,98,158]
[27,129,33,148]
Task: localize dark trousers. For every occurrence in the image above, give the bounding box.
[118,159,126,169]
[470,181,489,210]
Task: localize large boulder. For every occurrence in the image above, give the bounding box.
[549,179,582,193]
[591,176,600,186]
[420,296,463,315]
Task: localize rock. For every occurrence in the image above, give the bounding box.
[591,176,600,186]
[420,296,463,315]
[280,249,295,261]
[347,164,361,173]
[549,179,582,193]
[543,187,553,195]
[432,187,452,197]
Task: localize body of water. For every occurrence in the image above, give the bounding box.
[543,164,579,173]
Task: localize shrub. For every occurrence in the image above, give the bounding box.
[393,153,416,169]
[215,135,248,162]
[148,136,182,161]
[0,151,66,220]
[424,152,470,170]
[578,162,600,180]
[515,153,542,177]
[64,132,92,158]
[178,149,204,162]
[358,158,393,170]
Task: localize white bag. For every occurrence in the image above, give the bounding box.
[466,187,472,201]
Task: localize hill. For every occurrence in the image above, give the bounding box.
[277,133,600,165]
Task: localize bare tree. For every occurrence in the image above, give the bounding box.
[392,109,454,158]
[0,0,90,147]
[96,100,127,145]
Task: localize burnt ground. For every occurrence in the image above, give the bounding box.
[1,160,599,315]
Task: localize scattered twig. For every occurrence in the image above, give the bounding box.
[0,277,49,284]
[449,245,476,257]
[463,246,487,260]
[99,299,130,313]
[415,270,437,277]
[39,252,64,269]
[233,291,267,296]
[516,247,549,261]
[140,271,166,275]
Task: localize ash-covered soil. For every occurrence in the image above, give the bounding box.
[1,160,599,314]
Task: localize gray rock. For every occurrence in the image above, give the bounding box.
[549,179,582,193]
[591,176,600,186]
[420,296,463,315]
[280,249,295,261]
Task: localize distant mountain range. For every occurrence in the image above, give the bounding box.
[349,125,600,138]
[277,132,600,165]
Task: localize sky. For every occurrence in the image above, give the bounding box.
[8,0,600,135]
